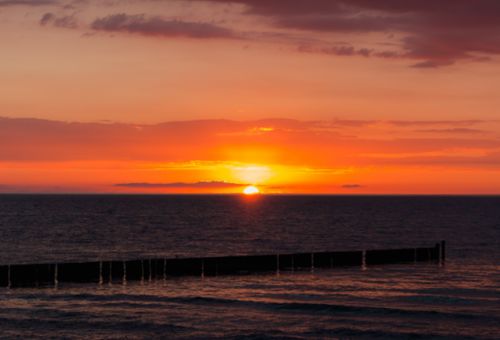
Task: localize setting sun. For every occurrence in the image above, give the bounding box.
[243,185,260,195]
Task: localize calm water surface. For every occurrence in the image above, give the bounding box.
[0,195,498,339]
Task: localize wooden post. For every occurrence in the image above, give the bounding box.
[362,250,366,270]
[108,262,112,285]
[441,240,446,264]
[99,261,103,285]
[122,261,127,285]
[148,259,152,282]
[163,258,167,281]
[140,260,144,284]
[54,263,58,288]
[310,253,314,273]
[7,265,11,289]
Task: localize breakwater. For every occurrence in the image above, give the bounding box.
[1,241,445,288]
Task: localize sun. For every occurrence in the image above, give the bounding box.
[243,185,260,195]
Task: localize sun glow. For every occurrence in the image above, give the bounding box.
[243,185,260,195]
[231,165,271,184]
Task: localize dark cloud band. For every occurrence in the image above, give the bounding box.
[91,13,235,39]
[191,0,500,67]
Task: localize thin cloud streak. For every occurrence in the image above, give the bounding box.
[91,13,235,39]
[341,184,363,189]
[115,181,247,188]
[0,0,56,6]
[415,128,485,134]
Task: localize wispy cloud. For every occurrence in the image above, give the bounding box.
[387,120,484,127]
[115,181,247,188]
[415,128,485,134]
[40,12,78,28]
[91,13,235,39]
[0,0,56,7]
[341,184,363,189]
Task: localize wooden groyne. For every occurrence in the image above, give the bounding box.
[0,241,445,288]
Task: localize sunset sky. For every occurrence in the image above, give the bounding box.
[1,0,500,194]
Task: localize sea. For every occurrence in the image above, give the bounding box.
[0,195,498,339]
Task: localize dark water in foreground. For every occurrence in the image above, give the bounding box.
[0,195,499,339]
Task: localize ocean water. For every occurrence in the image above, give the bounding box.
[0,195,498,339]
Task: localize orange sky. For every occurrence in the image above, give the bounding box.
[1,1,500,194]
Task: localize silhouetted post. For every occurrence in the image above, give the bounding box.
[35,266,39,287]
[310,253,314,273]
[140,260,144,284]
[7,265,11,289]
[362,250,367,270]
[99,261,103,285]
[122,261,127,285]
[276,254,280,276]
[148,259,153,282]
[201,259,205,279]
[441,240,446,264]
[163,258,167,281]
[54,264,58,288]
[108,262,112,285]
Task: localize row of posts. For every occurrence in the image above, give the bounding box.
[3,241,445,289]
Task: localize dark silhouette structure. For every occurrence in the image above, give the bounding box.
[1,242,445,288]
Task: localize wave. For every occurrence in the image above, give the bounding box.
[10,292,500,323]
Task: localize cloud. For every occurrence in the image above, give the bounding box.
[25,0,500,67]
[387,120,483,127]
[415,128,485,134]
[411,60,455,69]
[115,181,247,188]
[91,13,235,39]
[0,0,56,6]
[40,12,78,28]
[2,116,500,193]
[341,184,363,189]
[193,0,500,67]
[1,116,499,169]
[366,152,500,167]
[299,44,372,57]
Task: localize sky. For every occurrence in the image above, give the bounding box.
[1,0,500,194]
